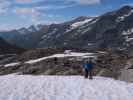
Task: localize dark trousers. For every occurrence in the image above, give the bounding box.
[84,69,93,79]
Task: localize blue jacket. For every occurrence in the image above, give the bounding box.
[84,63,93,70]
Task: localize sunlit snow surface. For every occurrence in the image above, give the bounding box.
[71,18,93,29]
[25,52,95,64]
[2,52,95,67]
[0,75,132,100]
[4,62,20,67]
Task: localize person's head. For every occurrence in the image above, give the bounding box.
[86,61,89,63]
[54,57,57,60]
[88,58,93,63]
[84,58,93,63]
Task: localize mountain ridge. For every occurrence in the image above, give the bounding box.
[0,37,25,54]
[0,5,133,51]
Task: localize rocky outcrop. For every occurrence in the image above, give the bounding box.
[0,49,132,82]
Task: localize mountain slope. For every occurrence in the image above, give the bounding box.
[0,75,132,100]
[0,5,133,50]
[0,25,44,48]
[45,5,133,49]
[0,37,24,54]
[0,17,95,48]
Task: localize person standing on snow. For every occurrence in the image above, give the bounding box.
[54,57,58,64]
[83,59,94,79]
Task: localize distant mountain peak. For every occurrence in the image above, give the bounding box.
[0,6,133,50]
[118,5,133,14]
[28,25,37,32]
[72,16,93,22]
[120,5,133,10]
[18,27,28,34]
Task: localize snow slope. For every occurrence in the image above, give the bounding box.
[25,52,95,64]
[3,52,95,67]
[71,18,93,29]
[4,62,20,67]
[0,75,132,100]
[117,9,133,22]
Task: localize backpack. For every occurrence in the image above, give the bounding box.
[84,63,93,70]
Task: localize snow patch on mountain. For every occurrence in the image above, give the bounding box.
[122,28,133,35]
[117,9,133,22]
[126,37,133,42]
[81,27,92,34]
[122,28,133,42]
[28,26,37,32]
[25,52,95,64]
[65,29,72,33]
[88,43,93,46]
[18,28,28,35]
[4,62,20,67]
[18,25,42,35]
[42,28,58,39]
[0,75,132,100]
[71,18,93,29]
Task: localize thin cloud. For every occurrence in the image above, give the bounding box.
[71,0,101,5]
[36,4,77,10]
[15,0,43,4]
[0,0,102,28]
[0,0,11,14]
[36,0,101,10]
[14,7,42,24]
[14,7,35,14]
[16,0,32,3]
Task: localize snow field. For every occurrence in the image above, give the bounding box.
[0,75,132,100]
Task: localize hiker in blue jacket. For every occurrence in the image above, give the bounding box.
[83,59,94,79]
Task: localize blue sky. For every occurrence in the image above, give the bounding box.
[0,0,133,31]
